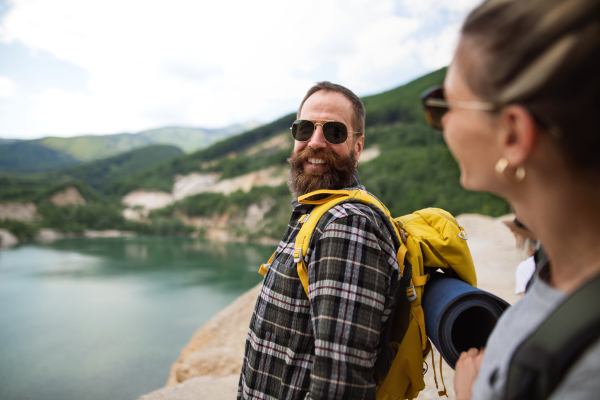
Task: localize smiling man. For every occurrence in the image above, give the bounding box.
[237,82,404,400]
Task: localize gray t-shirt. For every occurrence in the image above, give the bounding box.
[472,268,600,399]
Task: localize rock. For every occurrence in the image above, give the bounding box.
[35,228,66,242]
[141,214,525,399]
[243,198,275,230]
[359,146,380,163]
[84,230,136,238]
[165,283,262,387]
[208,166,288,196]
[50,186,86,206]
[0,229,19,248]
[139,375,239,400]
[121,190,175,218]
[172,166,289,201]
[244,133,291,157]
[175,348,242,382]
[457,213,521,305]
[173,173,221,201]
[0,202,38,221]
[122,208,147,222]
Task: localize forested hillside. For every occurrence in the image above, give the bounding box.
[1,67,510,241]
[0,145,189,239]
[0,145,183,202]
[112,67,508,217]
[0,124,248,173]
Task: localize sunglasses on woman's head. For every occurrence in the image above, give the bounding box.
[420,86,498,131]
[290,119,360,145]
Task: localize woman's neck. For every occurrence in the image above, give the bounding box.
[511,173,600,293]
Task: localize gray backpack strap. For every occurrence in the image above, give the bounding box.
[505,273,600,400]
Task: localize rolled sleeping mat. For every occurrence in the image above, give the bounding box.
[422,272,510,369]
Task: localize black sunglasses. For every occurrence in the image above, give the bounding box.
[420,86,497,131]
[290,119,360,145]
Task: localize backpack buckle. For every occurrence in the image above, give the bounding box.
[407,286,417,301]
[293,247,303,263]
[298,214,310,224]
[400,229,407,244]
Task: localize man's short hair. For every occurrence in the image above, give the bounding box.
[297,82,365,136]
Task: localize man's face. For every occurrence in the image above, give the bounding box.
[293,91,364,169]
[288,90,365,198]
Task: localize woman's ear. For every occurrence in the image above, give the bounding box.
[497,105,539,166]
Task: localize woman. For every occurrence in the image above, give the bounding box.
[502,217,539,295]
[420,0,600,398]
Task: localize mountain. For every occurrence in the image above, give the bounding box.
[0,145,183,203]
[48,145,184,191]
[105,67,509,239]
[107,68,448,196]
[133,124,260,153]
[0,138,22,145]
[0,140,81,173]
[1,67,510,240]
[0,123,253,174]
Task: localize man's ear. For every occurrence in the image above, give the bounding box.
[498,105,538,166]
[353,135,365,161]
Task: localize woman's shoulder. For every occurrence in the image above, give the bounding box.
[472,280,568,399]
[550,337,600,399]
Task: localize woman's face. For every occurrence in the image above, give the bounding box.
[443,41,503,192]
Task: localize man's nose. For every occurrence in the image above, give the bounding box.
[307,124,328,149]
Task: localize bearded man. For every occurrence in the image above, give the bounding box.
[237,82,404,400]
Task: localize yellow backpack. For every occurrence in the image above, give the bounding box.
[259,189,477,399]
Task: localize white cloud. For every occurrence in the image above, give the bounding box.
[0,0,479,138]
[0,76,16,97]
[416,23,463,70]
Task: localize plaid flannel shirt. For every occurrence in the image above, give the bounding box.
[238,175,406,400]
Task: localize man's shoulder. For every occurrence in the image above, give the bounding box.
[326,201,386,224]
[317,198,397,245]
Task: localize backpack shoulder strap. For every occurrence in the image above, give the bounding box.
[505,273,600,400]
[293,189,404,300]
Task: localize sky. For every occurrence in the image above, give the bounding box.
[0,0,481,140]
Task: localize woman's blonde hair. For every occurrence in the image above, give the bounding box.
[462,0,600,172]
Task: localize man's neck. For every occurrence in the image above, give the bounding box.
[291,170,363,207]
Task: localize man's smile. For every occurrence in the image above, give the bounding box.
[304,157,328,171]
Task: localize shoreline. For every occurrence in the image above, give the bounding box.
[0,227,280,249]
[0,228,137,249]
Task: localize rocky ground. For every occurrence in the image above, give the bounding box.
[139,213,522,400]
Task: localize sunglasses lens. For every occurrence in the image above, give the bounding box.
[427,106,446,131]
[292,120,315,141]
[323,122,348,144]
[422,87,447,131]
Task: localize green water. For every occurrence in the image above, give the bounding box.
[0,236,272,400]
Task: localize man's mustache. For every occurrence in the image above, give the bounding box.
[288,147,348,172]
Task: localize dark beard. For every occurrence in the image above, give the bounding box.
[287,147,357,198]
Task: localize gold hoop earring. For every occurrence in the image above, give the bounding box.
[495,158,509,182]
[495,158,526,183]
[515,165,526,182]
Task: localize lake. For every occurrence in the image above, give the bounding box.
[0,236,272,400]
